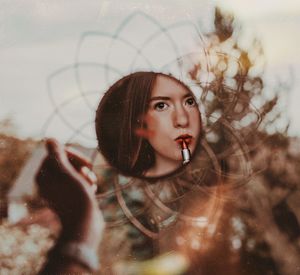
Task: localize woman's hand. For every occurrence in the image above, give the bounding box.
[36,138,104,250]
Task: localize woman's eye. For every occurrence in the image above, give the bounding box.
[154,102,168,111]
[185,97,197,106]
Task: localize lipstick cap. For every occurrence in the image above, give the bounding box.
[182,148,191,164]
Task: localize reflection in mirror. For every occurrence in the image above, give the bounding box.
[95,72,202,178]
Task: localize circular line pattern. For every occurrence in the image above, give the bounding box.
[41,11,261,238]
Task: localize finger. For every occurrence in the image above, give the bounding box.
[64,149,98,188]
[45,138,97,188]
[80,166,97,185]
[80,167,98,194]
[36,138,66,183]
[91,182,98,194]
[46,139,91,171]
[45,138,68,165]
[65,147,92,170]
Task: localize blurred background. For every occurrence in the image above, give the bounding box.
[0,1,300,274]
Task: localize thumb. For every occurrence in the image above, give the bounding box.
[45,138,69,167]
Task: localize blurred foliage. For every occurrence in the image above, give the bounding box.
[0,221,54,273]
[182,7,300,275]
[0,7,300,275]
[0,120,36,199]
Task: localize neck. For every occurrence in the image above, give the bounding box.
[146,153,181,177]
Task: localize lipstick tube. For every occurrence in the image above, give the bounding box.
[181,140,191,164]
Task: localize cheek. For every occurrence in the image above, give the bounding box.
[144,114,160,130]
[144,114,162,135]
[134,114,157,139]
[144,115,170,147]
[144,115,155,129]
[191,110,201,134]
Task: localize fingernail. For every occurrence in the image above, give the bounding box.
[81,166,97,183]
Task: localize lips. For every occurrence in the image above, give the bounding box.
[175,134,192,145]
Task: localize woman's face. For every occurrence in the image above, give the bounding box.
[143,75,201,168]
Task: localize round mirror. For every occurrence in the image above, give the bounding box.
[95,72,202,178]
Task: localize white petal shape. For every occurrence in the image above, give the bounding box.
[44,12,210,146]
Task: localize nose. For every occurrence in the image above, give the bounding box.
[172,104,189,128]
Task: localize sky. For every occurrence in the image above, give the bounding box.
[0,0,299,147]
[215,0,300,135]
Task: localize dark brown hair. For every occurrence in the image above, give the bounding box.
[95,72,157,176]
[95,71,198,177]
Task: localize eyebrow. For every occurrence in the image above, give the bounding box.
[149,93,193,102]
